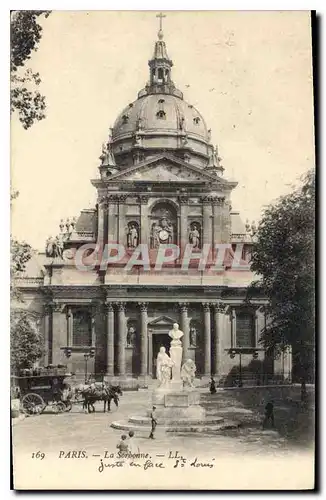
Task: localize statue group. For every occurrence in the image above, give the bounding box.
[150,217,174,248]
[45,235,64,259]
[156,323,197,389]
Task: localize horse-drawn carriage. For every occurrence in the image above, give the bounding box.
[14,366,73,416]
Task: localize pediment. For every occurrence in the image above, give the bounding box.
[148,315,176,327]
[108,154,218,184]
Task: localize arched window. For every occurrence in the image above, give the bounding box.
[157,68,164,81]
[121,115,129,124]
[72,309,92,346]
[193,117,201,125]
[236,311,255,348]
[156,110,166,120]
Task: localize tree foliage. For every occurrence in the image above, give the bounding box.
[10,11,51,129]
[11,310,44,373]
[249,170,315,384]
[11,195,42,372]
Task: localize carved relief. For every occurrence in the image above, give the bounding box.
[150,203,177,248]
[120,163,207,182]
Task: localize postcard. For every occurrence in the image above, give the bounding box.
[11,10,315,490]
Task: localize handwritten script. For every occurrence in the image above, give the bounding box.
[97,450,215,473]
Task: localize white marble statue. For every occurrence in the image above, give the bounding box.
[181,359,196,388]
[168,323,184,382]
[168,323,184,346]
[156,347,174,387]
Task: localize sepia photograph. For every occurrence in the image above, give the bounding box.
[10,10,316,490]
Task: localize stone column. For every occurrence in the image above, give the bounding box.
[118,195,128,245]
[221,199,232,243]
[213,303,225,377]
[106,302,115,376]
[179,302,189,361]
[231,307,237,347]
[255,309,259,346]
[202,197,212,247]
[97,197,108,247]
[43,304,51,365]
[66,307,73,346]
[116,302,126,376]
[203,303,212,376]
[51,302,66,365]
[107,195,118,244]
[138,196,149,245]
[138,302,148,376]
[91,305,96,346]
[212,197,224,254]
[179,196,189,254]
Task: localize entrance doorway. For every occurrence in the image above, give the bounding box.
[152,333,170,378]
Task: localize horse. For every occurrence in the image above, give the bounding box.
[77,383,123,413]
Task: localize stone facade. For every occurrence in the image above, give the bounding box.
[14,24,290,385]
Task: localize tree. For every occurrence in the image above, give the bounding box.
[11,194,43,373]
[248,170,315,398]
[11,310,44,373]
[11,10,51,129]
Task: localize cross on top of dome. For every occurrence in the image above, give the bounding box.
[156,12,166,40]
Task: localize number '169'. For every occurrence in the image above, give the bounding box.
[31,451,45,460]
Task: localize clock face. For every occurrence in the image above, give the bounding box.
[159,230,169,241]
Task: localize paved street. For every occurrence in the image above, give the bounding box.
[12,388,315,490]
[13,388,314,458]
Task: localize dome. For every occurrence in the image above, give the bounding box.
[113,94,208,141]
[108,29,215,170]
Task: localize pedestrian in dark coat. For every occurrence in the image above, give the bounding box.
[209,377,217,394]
[149,406,157,439]
[262,400,275,429]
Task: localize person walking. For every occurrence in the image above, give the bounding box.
[149,406,157,439]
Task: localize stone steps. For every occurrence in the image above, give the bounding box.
[128,415,225,425]
[111,418,240,434]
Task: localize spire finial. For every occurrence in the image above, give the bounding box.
[156,12,166,40]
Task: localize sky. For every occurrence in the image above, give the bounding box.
[11,10,315,251]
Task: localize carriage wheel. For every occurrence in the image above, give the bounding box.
[52,401,66,414]
[21,393,45,416]
[64,401,72,412]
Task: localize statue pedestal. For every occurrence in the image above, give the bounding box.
[151,385,205,422]
[170,344,182,382]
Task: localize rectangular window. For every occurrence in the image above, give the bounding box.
[236,312,255,348]
[72,309,92,346]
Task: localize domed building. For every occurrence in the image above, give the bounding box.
[15,20,292,385]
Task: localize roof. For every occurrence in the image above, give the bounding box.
[16,251,46,278]
[112,93,209,142]
[230,211,246,235]
[75,209,96,233]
